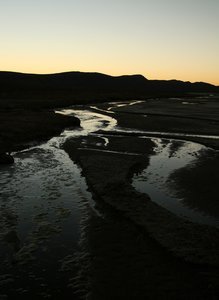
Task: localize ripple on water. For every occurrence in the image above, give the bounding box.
[0,105,118,288]
[0,123,96,297]
[1,102,218,296]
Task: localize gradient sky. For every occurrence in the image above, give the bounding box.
[0,0,218,85]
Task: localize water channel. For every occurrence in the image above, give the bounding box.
[0,100,218,298]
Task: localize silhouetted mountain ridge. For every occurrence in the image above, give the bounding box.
[0,71,147,90]
[0,71,218,105]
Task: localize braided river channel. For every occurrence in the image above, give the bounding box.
[0,100,218,298]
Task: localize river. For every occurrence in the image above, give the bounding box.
[0,100,218,298]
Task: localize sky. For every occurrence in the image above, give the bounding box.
[0,0,218,85]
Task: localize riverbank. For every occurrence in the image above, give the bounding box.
[1,95,218,154]
[72,198,218,299]
[92,96,219,149]
[0,109,80,153]
[63,133,219,298]
[62,96,219,297]
[63,134,219,264]
[1,96,218,298]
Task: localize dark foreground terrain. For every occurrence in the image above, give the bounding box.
[0,70,218,152]
[62,96,219,299]
[0,110,80,153]
[0,78,219,298]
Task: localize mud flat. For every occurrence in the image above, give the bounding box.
[0,109,80,153]
[1,96,218,298]
[167,149,219,219]
[93,96,219,149]
[61,97,219,298]
[63,134,219,298]
[63,135,219,265]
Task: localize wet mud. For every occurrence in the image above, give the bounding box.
[1,96,219,298]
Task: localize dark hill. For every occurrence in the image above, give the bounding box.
[0,71,147,90]
[0,71,218,108]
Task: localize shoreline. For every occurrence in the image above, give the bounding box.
[63,134,219,298]
[1,97,219,298]
[63,136,219,265]
[1,95,218,154]
[0,109,80,154]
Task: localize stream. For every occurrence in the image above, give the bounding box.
[0,100,218,298]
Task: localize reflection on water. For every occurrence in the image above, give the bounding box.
[114,128,219,140]
[89,100,144,115]
[0,133,94,297]
[1,145,87,241]
[57,109,117,136]
[132,138,219,227]
[0,100,218,297]
[0,107,118,297]
[107,100,144,111]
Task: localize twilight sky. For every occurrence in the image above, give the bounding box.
[0,0,218,85]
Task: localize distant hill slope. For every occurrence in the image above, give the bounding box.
[0,71,218,108]
[0,71,147,90]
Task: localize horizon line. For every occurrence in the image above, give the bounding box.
[0,69,218,87]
